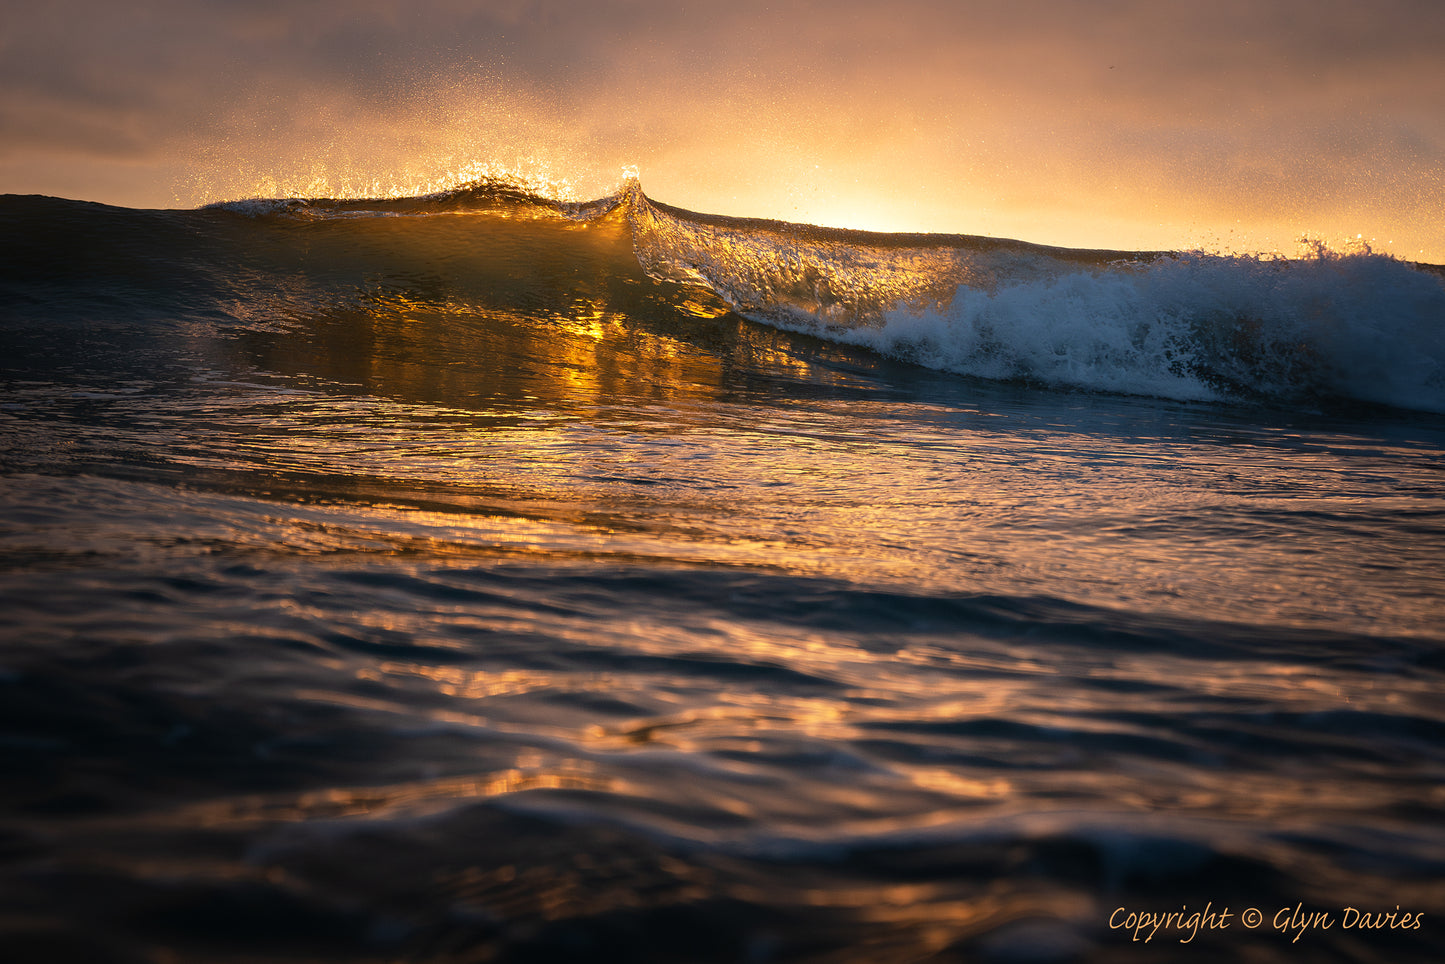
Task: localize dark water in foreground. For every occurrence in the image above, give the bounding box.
[1,186,1443,962]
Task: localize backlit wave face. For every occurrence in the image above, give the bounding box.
[2,0,1443,259]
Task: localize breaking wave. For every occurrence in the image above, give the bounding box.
[8,176,1444,412]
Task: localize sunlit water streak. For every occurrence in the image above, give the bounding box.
[1,184,1443,963]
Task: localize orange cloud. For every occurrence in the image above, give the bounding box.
[2,0,1441,260]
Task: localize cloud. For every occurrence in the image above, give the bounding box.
[3,0,1442,256]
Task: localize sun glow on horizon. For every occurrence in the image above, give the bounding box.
[166,129,1444,265]
[3,1,1442,262]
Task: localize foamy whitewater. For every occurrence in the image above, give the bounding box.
[621,182,1445,412]
[1,179,1442,963]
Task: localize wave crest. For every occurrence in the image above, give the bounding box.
[207,176,581,219]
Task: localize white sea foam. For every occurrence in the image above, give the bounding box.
[625,184,1445,411]
[820,250,1445,411]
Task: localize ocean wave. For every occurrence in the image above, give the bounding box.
[7,179,1444,412]
[620,181,1445,412]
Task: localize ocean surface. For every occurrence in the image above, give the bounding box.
[1,180,1443,963]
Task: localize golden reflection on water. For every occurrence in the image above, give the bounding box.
[235,209,879,414]
[359,663,556,701]
[271,603,1435,830]
[164,761,620,830]
[156,203,1443,721]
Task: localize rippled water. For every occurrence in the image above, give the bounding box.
[2,190,1443,962]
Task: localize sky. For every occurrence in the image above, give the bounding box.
[3,0,1443,260]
